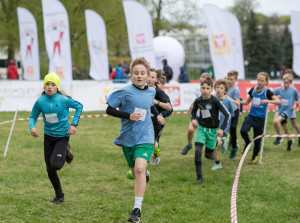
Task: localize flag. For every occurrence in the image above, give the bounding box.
[17,7,40,80]
[85,9,109,80]
[42,0,72,83]
[122,0,155,67]
[204,4,245,80]
[291,11,300,76]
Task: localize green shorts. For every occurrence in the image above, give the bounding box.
[122,143,153,168]
[194,125,218,150]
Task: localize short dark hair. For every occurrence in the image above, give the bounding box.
[284,69,296,79]
[227,70,238,79]
[201,78,213,88]
[214,78,229,92]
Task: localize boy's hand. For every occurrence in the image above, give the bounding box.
[68,125,77,135]
[31,128,39,137]
[261,100,268,104]
[216,129,223,137]
[192,119,198,129]
[130,113,142,121]
[157,115,165,125]
[292,104,297,110]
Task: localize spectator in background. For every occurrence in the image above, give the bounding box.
[119,59,130,75]
[162,59,173,83]
[178,66,189,83]
[7,59,20,80]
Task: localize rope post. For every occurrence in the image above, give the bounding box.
[259,108,269,164]
[4,108,18,157]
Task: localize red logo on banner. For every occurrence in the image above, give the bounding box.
[163,86,180,106]
[136,33,145,44]
[211,34,231,55]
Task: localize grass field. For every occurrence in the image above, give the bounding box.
[1,111,300,223]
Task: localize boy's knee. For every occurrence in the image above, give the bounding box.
[134,165,145,175]
[205,149,214,160]
[50,161,64,170]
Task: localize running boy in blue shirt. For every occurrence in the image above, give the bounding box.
[226,70,241,159]
[191,78,230,183]
[106,57,165,223]
[273,73,300,151]
[240,72,280,164]
[212,79,237,170]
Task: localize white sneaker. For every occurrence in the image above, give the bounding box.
[150,156,160,165]
[211,163,222,170]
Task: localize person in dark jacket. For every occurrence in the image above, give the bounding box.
[178,66,189,83]
[162,59,173,82]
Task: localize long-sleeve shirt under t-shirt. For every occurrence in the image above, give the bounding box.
[191,95,230,130]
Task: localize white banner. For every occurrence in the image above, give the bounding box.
[42,0,72,84]
[204,4,245,80]
[291,11,300,76]
[122,0,156,67]
[154,36,185,81]
[225,12,245,79]
[0,80,199,111]
[17,7,40,80]
[85,9,109,80]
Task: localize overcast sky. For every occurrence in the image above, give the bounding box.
[199,0,300,16]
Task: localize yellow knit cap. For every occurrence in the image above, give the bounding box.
[43,72,60,90]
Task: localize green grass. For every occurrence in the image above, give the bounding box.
[1,111,300,222]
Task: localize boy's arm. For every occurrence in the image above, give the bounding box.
[241,96,252,105]
[190,99,198,120]
[106,105,130,119]
[218,101,231,131]
[226,95,240,107]
[261,95,280,105]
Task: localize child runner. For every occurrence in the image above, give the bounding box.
[29,72,83,204]
[181,73,213,155]
[240,72,280,164]
[147,68,172,165]
[282,69,300,147]
[212,79,237,170]
[106,57,165,223]
[226,70,241,159]
[273,73,300,151]
[191,78,230,183]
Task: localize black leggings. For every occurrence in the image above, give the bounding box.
[230,109,240,149]
[240,115,265,159]
[194,142,214,179]
[44,134,69,197]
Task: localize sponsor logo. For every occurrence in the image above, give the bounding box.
[211,34,231,56]
[136,33,145,44]
[25,66,34,77]
[163,86,180,107]
[142,153,148,157]
[99,88,110,104]
[55,67,65,79]
[57,154,62,157]
[206,104,212,110]
[88,40,106,53]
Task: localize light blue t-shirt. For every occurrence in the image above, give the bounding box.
[227,86,241,100]
[219,97,237,134]
[107,85,155,147]
[273,87,300,120]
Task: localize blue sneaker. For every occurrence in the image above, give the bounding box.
[229,145,239,159]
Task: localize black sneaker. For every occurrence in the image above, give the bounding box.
[49,194,64,205]
[273,137,283,146]
[287,139,294,151]
[194,177,203,184]
[146,170,150,183]
[298,137,300,147]
[127,208,141,223]
[181,144,192,155]
[65,144,74,164]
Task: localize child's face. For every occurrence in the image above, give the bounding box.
[227,75,236,87]
[44,81,58,96]
[157,82,164,89]
[257,75,268,89]
[215,84,226,98]
[200,83,213,99]
[131,64,148,88]
[147,71,158,87]
[283,78,292,89]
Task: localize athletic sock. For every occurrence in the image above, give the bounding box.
[133,197,143,211]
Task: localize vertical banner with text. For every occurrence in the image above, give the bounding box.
[204,4,245,80]
[291,11,300,76]
[85,9,109,80]
[17,7,40,80]
[122,0,155,67]
[42,0,72,84]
